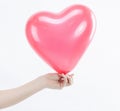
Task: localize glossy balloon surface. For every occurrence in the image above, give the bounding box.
[26,5,96,74]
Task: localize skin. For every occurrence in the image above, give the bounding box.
[0,73,73,109]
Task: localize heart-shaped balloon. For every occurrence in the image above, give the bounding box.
[26,5,96,74]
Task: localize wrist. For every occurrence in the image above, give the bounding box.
[40,74,52,89]
[31,75,47,91]
[38,75,48,89]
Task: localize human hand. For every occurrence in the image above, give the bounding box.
[42,73,73,89]
[0,73,73,109]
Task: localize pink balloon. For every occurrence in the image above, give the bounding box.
[26,5,96,74]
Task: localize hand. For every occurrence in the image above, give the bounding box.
[0,73,73,109]
[42,73,74,89]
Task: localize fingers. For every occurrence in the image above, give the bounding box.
[58,73,74,88]
[60,74,67,88]
[66,74,73,86]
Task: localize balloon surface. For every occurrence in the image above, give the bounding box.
[26,5,96,74]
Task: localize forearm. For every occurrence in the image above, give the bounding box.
[0,73,73,109]
[0,76,46,109]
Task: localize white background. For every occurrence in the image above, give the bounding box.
[0,0,120,111]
